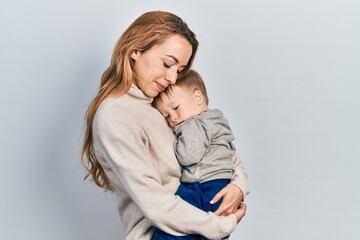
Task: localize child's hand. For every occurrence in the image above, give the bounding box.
[211,183,244,216]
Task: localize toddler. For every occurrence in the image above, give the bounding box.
[153,70,239,240]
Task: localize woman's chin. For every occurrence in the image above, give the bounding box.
[144,89,160,98]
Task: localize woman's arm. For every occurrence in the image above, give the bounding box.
[231,153,250,198]
[93,110,238,239]
[211,154,249,216]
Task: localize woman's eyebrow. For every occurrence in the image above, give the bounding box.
[165,55,179,63]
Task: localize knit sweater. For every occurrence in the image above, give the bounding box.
[174,109,235,183]
[92,84,249,240]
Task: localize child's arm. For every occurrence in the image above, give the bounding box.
[173,117,210,166]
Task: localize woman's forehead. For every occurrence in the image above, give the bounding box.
[155,35,192,65]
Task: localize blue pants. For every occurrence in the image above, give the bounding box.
[152,179,231,240]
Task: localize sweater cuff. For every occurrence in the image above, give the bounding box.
[227,214,237,233]
[231,178,249,201]
[218,214,237,238]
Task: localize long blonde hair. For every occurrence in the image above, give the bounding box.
[81,11,199,191]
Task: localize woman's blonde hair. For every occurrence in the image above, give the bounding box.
[81,10,199,191]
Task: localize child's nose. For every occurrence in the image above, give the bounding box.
[171,115,178,122]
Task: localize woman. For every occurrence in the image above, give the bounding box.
[81,10,248,239]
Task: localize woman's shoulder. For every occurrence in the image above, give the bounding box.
[94,94,160,129]
[94,96,139,128]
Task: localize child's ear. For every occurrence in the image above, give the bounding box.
[193,90,204,105]
[131,50,139,61]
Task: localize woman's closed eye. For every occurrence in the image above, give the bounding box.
[164,62,183,74]
[163,62,171,68]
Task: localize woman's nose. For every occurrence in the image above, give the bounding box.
[165,68,177,84]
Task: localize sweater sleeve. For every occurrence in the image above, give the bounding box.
[93,110,237,239]
[231,154,250,199]
[174,117,210,167]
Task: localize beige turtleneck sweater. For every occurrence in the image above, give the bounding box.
[92,84,249,240]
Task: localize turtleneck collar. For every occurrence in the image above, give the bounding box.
[127,83,154,105]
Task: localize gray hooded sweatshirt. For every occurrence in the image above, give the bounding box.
[173,109,236,183]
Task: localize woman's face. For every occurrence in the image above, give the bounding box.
[131,34,193,97]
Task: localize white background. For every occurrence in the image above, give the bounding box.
[1,0,359,239]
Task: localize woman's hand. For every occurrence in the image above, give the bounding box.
[211,183,244,216]
[234,202,247,223]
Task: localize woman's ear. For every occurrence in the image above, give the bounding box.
[193,90,204,105]
[131,50,139,61]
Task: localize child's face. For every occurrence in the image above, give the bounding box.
[155,86,204,128]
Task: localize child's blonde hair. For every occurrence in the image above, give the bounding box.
[156,69,209,106]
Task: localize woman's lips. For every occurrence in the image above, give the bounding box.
[156,82,166,92]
